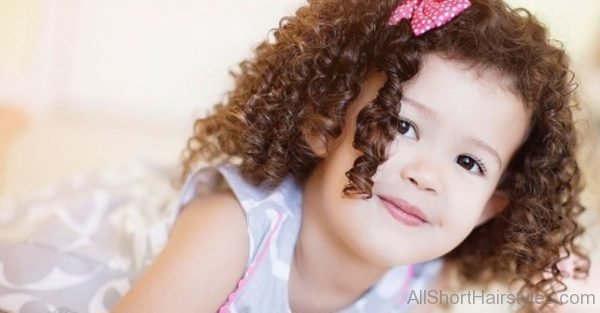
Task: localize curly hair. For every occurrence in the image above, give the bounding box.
[180,0,590,311]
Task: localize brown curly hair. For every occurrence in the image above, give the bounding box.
[180,0,590,311]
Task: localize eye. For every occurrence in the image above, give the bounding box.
[397,118,418,140]
[456,154,487,175]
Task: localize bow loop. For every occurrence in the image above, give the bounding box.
[387,0,471,36]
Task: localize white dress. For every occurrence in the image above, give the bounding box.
[0,160,443,313]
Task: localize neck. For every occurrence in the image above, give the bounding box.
[288,173,391,312]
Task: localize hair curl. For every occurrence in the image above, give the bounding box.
[181,0,590,311]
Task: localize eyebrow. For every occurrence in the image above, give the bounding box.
[401,96,503,169]
[465,137,503,169]
[402,96,440,121]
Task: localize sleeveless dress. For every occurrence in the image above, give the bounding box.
[0,160,443,313]
[175,162,444,313]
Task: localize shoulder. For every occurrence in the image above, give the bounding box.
[175,188,246,238]
[112,190,249,313]
[171,188,249,269]
[170,189,249,279]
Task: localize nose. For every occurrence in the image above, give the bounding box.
[401,159,442,193]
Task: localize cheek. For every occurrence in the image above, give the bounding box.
[444,212,479,238]
[441,192,489,239]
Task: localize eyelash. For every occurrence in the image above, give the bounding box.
[459,154,488,175]
[397,117,419,139]
[396,117,488,176]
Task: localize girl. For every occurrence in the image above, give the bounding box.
[114,0,592,312]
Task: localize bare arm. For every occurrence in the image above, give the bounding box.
[409,253,600,313]
[111,190,249,313]
[551,252,600,313]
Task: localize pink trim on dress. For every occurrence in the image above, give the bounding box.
[217,210,286,313]
[395,265,415,305]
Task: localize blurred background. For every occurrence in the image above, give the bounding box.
[0,0,599,196]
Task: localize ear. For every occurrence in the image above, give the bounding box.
[476,190,510,226]
[301,126,327,157]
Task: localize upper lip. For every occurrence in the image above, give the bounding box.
[377,194,429,223]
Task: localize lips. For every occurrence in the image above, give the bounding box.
[377,194,429,224]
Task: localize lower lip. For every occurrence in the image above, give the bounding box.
[379,197,426,227]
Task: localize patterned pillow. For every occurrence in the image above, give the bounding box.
[0,161,179,313]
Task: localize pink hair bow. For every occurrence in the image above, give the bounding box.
[387,0,472,36]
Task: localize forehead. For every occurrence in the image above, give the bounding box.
[404,54,518,101]
[400,54,531,164]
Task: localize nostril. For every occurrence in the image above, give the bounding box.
[408,177,436,192]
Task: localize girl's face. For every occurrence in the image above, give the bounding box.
[302,53,531,266]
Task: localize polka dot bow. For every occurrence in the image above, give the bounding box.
[387,0,472,36]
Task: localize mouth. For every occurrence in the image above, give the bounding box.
[377,195,428,227]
